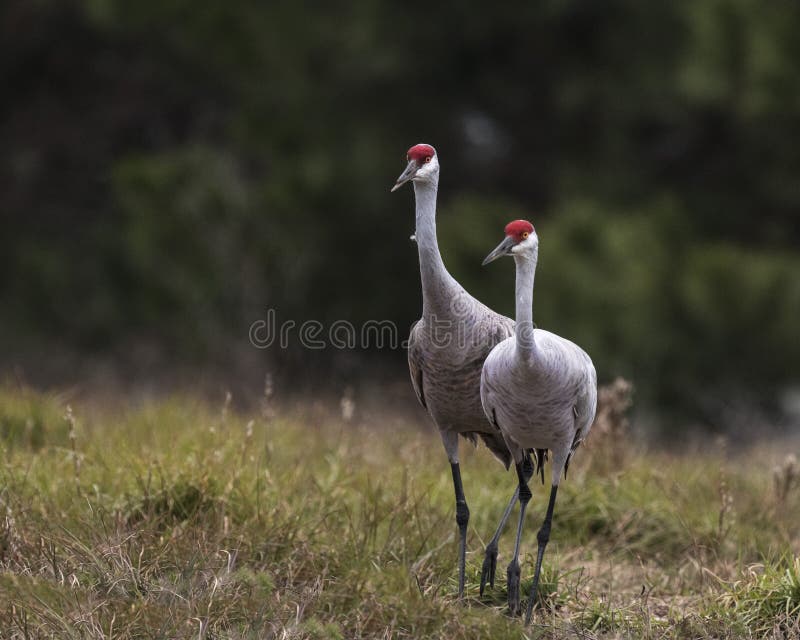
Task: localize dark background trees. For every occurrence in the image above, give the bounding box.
[3,0,800,429]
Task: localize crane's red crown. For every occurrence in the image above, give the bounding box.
[407,144,435,163]
[505,220,535,242]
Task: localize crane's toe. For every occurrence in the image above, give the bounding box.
[506,560,521,616]
[480,541,498,596]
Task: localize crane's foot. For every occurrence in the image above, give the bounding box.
[506,560,521,616]
[524,597,537,626]
[479,541,498,596]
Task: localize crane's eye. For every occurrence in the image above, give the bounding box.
[522,231,530,239]
[424,156,432,163]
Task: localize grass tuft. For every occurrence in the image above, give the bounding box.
[717,557,800,635]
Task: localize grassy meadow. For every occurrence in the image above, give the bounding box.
[1,384,799,639]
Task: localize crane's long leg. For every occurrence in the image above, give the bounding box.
[506,460,533,616]
[449,461,470,600]
[480,453,534,596]
[440,431,471,600]
[524,484,559,625]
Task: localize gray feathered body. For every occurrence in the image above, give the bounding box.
[480,330,597,479]
[409,289,515,467]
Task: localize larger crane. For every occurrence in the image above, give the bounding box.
[480,219,597,623]
[392,144,532,599]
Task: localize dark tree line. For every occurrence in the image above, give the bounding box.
[3,0,800,424]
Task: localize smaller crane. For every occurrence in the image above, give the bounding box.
[480,220,597,624]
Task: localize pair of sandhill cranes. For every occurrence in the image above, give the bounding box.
[392,143,597,625]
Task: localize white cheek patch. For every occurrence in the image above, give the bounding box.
[415,156,439,179]
[417,163,433,178]
[512,235,537,254]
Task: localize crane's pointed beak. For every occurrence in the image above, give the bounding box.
[482,236,516,265]
[391,160,418,192]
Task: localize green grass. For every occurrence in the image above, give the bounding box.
[1,385,799,639]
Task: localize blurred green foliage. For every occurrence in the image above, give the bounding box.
[0,387,68,451]
[2,0,799,418]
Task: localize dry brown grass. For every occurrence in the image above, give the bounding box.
[0,383,799,639]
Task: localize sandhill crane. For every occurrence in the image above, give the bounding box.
[392,144,533,599]
[480,219,597,623]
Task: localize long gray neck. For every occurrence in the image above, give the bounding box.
[414,180,457,317]
[513,252,538,362]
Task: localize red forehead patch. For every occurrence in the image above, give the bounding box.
[504,219,535,241]
[407,143,436,163]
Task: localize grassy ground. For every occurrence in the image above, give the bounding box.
[1,385,799,639]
